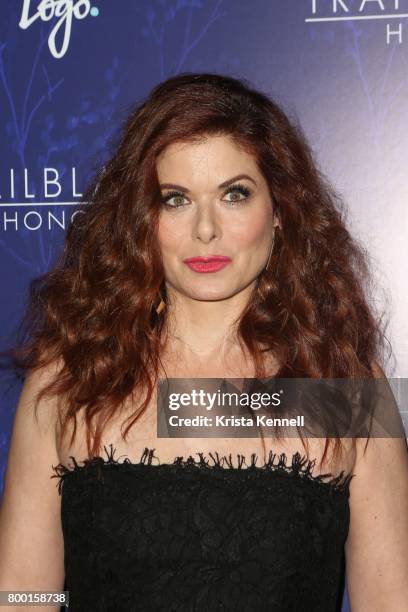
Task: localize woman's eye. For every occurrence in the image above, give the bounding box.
[161,183,251,209]
[162,191,188,208]
[222,184,251,205]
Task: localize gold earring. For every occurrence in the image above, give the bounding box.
[155,298,166,315]
[154,288,166,315]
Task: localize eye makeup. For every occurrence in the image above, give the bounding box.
[161,182,252,209]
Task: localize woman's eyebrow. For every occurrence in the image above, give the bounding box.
[159,173,257,193]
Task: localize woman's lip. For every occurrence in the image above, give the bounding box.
[184,259,231,273]
[183,256,231,263]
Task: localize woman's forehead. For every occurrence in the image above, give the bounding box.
[156,137,260,183]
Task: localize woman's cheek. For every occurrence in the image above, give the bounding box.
[230,217,270,248]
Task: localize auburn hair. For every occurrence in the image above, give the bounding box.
[3,72,391,465]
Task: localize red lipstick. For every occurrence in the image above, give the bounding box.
[183,255,231,273]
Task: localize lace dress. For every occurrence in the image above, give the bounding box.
[51,443,354,612]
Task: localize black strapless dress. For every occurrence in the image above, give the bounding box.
[51,443,354,612]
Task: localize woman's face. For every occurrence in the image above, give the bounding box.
[156,134,279,303]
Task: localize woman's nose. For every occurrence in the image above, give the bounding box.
[192,202,221,243]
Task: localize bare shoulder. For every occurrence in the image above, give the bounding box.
[6,358,65,464]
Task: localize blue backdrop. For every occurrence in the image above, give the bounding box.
[2,2,408,610]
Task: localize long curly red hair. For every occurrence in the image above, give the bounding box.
[3,73,391,463]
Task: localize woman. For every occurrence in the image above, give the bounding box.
[0,73,407,612]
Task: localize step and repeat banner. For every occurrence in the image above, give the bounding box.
[1,2,408,610]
